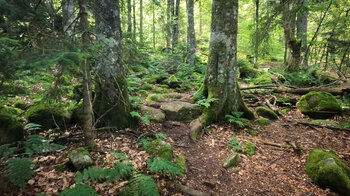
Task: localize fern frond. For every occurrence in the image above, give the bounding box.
[24,123,42,131]
[120,173,159,196]
[25,135,66,155]
[59,183,98,196]
[111,152,129,161]
[114,162,134,179]
[147,158,184,177]
[6,158,35,188]
[0,144,17,158]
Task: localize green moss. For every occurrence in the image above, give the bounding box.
[256,107,278,120]
[25,103,70,130]
[161,84,169,89]
[243,140,255,156]
[223,153,241,169]
[253,72,275,85]
[175,154,186,173]
[140,83,153,90]
[14,100,26,110]
[0,109,24,145]
[68,147,91,158]
[146,94,165,103]
[164,94,182,99]
[55,164,65,174]
[154,88,167,94]
[146,139,173,161]
[246,129,258,136]
[132,65,148,73]
[238,62,258,78]
[281,108,291,115]
[245,94,256,99]
[297,92,342,119]
[254,118,270,126]
[145,74,168,84]
[306,149,350,195]
[166,75,181,88]
[138,90,148,97]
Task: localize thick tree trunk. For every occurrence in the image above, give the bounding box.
[186,0,196,65]
[172,0,180,47]
[94,0,132,129]
[254,0,259,65]
[127,0,132,34]
[166,0,174,48]
[62,0,74,37]
[140,0,143,42]
[297,0,308,68]
[192,0,254,137]
[78,0,96,147]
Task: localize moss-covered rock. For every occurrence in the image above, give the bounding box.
[306,149,350,195]
[160,101,201,122]
[147,139,173,161]
[25,103,71,130]
[145,74,168,84]
[146,94,165,103]
[175,154,186,173]
[238,60,258,78]
[68,147,93,171]
[140,83,153,90]
[297,92,342,119]
[243,140,255,156]
[14,100,27,110]
[141,106,165,123]
[253,72,275,85]
[166,75,181,88]
[256,107,278,120]
[0,107,24,145]
[223,153,241,169]
[254,118,270,126]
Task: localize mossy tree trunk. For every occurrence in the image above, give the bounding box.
[94,0,132,129]
[297,0,308,68]
[127,0,132,35]
[172,0,180,47]
[186,0,196,65]
[79,0,95,147]
[140,0,143,42]
[166,0,174,48]
[62,0,74,37]
[191,0,254,137]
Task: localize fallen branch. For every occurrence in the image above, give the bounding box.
[273,86,350,95]
[240,85,280,90]
[175,183,212,196]
[296,121,350,132]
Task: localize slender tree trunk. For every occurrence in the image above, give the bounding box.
[94,0,132,129]
[62,0,75,37]
[78,0,96,147]
[140,0,143,42]
[254,0,259,65]
[191,0,254,139]
[297,0,308,68]
[172,0,180,47]
[199,1,202,38]
[127,0,132,34]
[152,0,156,48]
[133,0,136,40]
[167,0,174,48]
[186,0,196,65]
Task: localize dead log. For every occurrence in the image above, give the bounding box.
[296,121,350,132]
[273,86,350,95]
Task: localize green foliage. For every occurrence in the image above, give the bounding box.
[130,111,151,126]
[146,94,165,103]
[0,144,17,158]
[243,140,256,156]
[195,98,219,108]
[59,184,98,196]
[225,112,251,128]
[138,138,150,150]
[111,152,130,162]
[25,135,66,156]
[147,157,184,177]
[155,133,168,140]
[24,123,42,132]
[6,158,35,188]
[256,107,278,120]
[120,173,159,196]
[227,137,242,152]
[0,108,24,145]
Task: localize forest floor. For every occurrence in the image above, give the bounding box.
[1,90,350,196]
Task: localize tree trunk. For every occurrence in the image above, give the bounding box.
[152,0,155,48]
[172,0,180,47]
[94,0,132,129]
[186,0,196,65]
[127,0,132,34]
[78,0,96,147]
[254,0,259,65]
[133,0,136,40]
[140,0,143,42]
[166,0,174,48]
[297,0,308,68]
[62,0,75,37]
[193,0,254,134]
[199,1,202,39]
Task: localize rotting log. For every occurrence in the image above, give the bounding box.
[273,86,350,95]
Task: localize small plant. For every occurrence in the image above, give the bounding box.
[24,123,42,132]
[0,144,17,158]
[130,111,150,125]
[155,133,167,139]
[25,135,66,156]
[225,112,251,128]
[227,137,242,152]
[6,158,35,188]
[59,183,98,196]
[243,140,256,156]
[195,98,219,108]
[138,138,150,150]
[120,173,159,196]
[111,152,130,162]
[147,157,184,177]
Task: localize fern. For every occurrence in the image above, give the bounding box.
[59,183,98,196]
[130,111,151,125]
[0,144,17,158]
[227,137,242,152]
[225,112,251,128]
[111,152,129,161]
[138,138,150,150]
[120,174,159,196]
[6,158,35,188]
[195,98,219,108]
[76,163,133,184]
[24,123,42,132]
[25,135,66,155]
[155,133,167,139]
[147,157,184,177]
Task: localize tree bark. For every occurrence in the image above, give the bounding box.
[254,0,259,65]
[172,0,180,47]
[152,0,155,48]
[94,0,132,129]
[166,0,174,48]
[78,0,96,147]
[201,0,254,126]
[62,0,75,37]
[186,0,196,65]
[140,0,143,42]
[296,0,308,68]
[133,0,136,40]
[127,0,132,34]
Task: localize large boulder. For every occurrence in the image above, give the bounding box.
[160,101,201,122]
[25,103,71,130]
[297,92,342,119]
[256,107,278,120]
[0,106,24,145]
[306,149,350,195]
[68,147,93,171]
[141,106,165,123]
